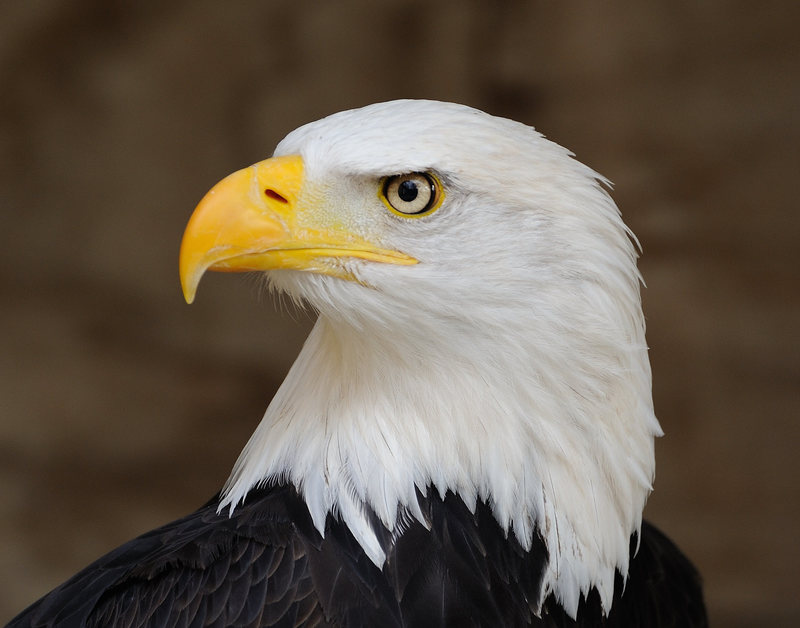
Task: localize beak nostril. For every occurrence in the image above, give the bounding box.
[264,189,288,203]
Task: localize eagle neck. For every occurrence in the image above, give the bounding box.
[220,307,659,617]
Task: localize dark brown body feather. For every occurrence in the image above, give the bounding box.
[7,484,706,627]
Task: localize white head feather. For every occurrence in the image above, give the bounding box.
[218,100,662,617]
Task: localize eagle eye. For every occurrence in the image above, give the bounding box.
[381,172,442,217]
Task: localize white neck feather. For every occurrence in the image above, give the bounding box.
[219,267,661,617]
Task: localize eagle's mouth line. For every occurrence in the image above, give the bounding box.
[211,246,418,270]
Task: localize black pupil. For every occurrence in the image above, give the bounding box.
[398,179,419,202]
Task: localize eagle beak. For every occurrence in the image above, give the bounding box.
[179,155,416,303]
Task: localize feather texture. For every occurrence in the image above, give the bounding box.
[8,486,705,627]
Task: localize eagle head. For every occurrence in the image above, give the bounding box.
[179,100,662,615]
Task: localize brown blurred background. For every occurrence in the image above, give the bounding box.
[1,1,798,625]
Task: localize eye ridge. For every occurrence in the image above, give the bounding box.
[382,172,441,217]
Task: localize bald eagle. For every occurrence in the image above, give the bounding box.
[9,101,706,627]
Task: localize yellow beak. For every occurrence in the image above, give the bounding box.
[179,155,417,303]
